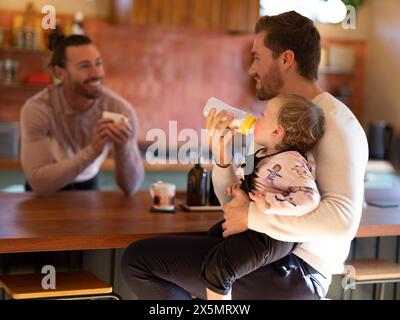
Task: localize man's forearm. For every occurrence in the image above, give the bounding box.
[247,196,361,242]
[212,165,240,205]
[113,141,144,195]
[23,145,99,196]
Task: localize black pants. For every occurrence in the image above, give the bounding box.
[25,174,99,192]
[121,223,330,300]
[201,221,298,295]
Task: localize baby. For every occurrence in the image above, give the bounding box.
[201,93,325,300]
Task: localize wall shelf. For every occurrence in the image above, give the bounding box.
[0,46,50,55]
[318,39,366,121]
[0,82,48,89]
[0,41,51,123]
[319,67,354,75]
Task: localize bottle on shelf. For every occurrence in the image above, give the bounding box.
[187,162,208,206]
[203,97,255,135]
[208,169,220,206]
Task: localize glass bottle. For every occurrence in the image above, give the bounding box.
[187,163,208,206]
[208,169,220,206]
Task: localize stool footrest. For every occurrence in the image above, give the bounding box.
[0,271,112,299]
[344,259,400,281]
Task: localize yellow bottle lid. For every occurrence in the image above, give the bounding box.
[239,114,256,135]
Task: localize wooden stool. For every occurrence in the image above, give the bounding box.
[0,271,121,300]
[343,259,400,300]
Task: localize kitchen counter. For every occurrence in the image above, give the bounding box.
[0,157,213,172]
[0,158,393,173]
[1,190,399,253]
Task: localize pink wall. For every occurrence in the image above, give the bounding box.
[0,12,261,145]
[85,20,260,145]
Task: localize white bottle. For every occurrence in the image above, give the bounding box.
[203,97,255,135]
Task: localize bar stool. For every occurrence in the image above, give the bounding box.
[342,259,400,300]
[0,271,121,300]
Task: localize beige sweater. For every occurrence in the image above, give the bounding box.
[20,84,144,196]
[212,92,369,278]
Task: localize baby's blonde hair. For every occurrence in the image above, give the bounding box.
[274,94,325,154]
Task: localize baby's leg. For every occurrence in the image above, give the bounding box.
[201,230,297,298]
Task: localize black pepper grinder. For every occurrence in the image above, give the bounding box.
[187,163,208,206]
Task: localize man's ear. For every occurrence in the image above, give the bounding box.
[280,50,295,70]
[53,66,66,81]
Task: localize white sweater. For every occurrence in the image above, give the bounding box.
[212,92,369,278]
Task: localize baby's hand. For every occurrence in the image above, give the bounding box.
[225,182,241,197]
[248,192,270,213]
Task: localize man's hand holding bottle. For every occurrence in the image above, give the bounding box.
[205,108,236,167]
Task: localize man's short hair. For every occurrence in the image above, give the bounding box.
[48,33,93,68]
[255,11,321,81]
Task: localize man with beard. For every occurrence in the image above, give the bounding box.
[20,34,144,196]
[121,11,368,300]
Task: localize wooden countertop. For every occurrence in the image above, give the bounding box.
[0,158,213,172]
[0,190,400,254]
[0,191,221,253]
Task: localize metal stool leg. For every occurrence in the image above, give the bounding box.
[342,282,354,300]
[378,283,386,300]
[342,288,348,300]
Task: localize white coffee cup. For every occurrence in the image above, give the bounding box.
[149,181,176,211]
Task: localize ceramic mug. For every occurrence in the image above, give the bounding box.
[149,181,176,211]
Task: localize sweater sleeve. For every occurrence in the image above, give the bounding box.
[20,100,99,196]
[111,105,144,195]
[256,153,320,216]
[212,164,241,205]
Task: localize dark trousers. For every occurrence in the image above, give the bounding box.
[121,223,330,300]
[201,221,298,295]
[25,174,99,192]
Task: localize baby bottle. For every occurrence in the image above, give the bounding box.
[203,97,255,135]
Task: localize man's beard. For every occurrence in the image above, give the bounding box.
[255,63,283,101]
[72,77,103,100]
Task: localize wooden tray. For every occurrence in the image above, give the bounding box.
[180,204,222,212]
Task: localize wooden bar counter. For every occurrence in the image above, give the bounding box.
[0,191,221,253]
[0,158,213,172]
[0,191,400,254]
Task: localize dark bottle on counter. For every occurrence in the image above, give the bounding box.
[187,163,208,206]
[208,169,221,206]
